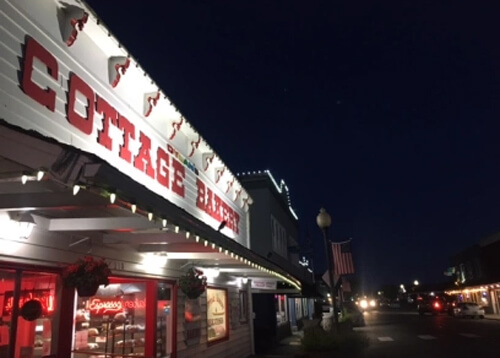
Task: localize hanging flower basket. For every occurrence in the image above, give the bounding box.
[178,268,207,299]
[62,256,111,297]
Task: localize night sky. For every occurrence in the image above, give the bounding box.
[84,0,500,291]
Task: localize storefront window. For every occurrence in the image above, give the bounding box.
[72,282,147,357]
[239,291,248,323]
[294,298,302,320]
[274,295,287,325]
[156,283,172,357]
[71,280,173,358]
[0,269,58,358]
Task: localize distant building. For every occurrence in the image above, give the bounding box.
[447,232,500,313]
[238,170,316,353]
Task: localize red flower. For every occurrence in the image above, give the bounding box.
[63,256,111,289]
[178,268,207,299]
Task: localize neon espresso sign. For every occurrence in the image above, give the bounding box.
[87,298,146,315]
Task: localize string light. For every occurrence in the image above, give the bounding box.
[185,231,190,239]
[37,170,45,181]
[175,226,179,233]
[73,185,81,195]
[131,204,137,213]
[21,175,28,184]
[195,235,200,243]
[109,193,116,204]
[162,219,167,227]
[204,240,208,247]
[148,212,153,221]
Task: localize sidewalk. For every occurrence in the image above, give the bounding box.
[249,330,305,358]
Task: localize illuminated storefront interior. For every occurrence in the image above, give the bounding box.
[0,269,58,358]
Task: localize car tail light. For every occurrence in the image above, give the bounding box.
[434,302,440,309]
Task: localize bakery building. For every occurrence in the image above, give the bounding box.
[0,1,302,357]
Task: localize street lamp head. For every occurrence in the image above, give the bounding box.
[316,207,331,229]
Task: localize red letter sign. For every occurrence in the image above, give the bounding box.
[21,37,58,112]
[67,73,95,135]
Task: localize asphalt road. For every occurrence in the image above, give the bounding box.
[355,309,500,358]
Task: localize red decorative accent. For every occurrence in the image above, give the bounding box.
[87,297,147,315]
[188,135,202,157]
[215,167,225,184]
[111,58,130,88]
[169,117,184,140]
[144,91,160,117]
[66,12,88,47]
[203,153,215,171]
[234,188,242,201]
[226,178,234,193]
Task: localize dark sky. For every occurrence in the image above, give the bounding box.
[84,0,500,291]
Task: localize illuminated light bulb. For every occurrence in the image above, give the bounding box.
[73,185,81,195]
[218,247,223,253]
[148,212,153,221]
[230,252,234,258]
[131,204,137,213]
[211,243,216,249]
[195,235,200,243]
[185,231,190,239]
[109,193,116,204]
[175,226,179,233]
[224,250,228,255]
[204,240,208,247]
[37,170,44,181]
[162,219,167,227]
[21,175,28,184]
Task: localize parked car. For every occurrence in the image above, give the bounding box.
[417,296,446,315]
[453,302,485,319]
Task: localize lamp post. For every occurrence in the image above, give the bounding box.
[316,207,339,332]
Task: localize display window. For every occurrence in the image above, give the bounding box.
[238,291,248,323]
[206,288,228,344]
[0,269,58,358]
[274,294,287,326]
[71,279,173,358]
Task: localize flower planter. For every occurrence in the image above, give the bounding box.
[178,268,207,299]
[63,256,111,295]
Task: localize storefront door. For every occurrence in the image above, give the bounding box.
[0,269,58,358]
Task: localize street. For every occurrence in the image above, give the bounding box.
[355,308,500,358]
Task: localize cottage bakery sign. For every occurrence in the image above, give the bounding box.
[0,0,249,245]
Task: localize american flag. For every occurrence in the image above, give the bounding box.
[341,277,351,292]
[332,239,355,276]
